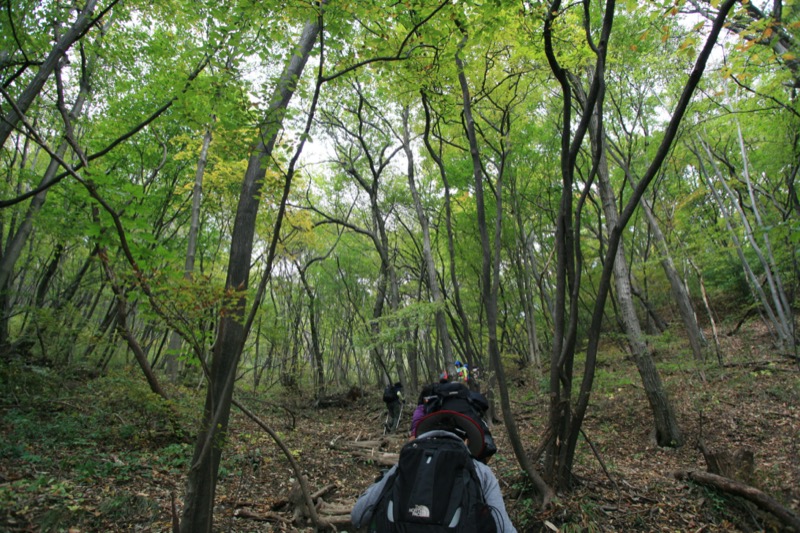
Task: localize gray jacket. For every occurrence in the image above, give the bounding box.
[351,430,517,532]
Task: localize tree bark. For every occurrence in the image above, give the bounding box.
[179,9,323,532]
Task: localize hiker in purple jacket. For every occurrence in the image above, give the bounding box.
[408,384,436,437]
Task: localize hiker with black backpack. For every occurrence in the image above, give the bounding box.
[352,384,516,532]
[382,382,404,434]
[421,381,498,464]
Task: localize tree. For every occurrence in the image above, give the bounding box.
[398,105,455,371]
[577,79,684,447]
[693,131,795,353]
[179,6,325,530]
[600,23,711,363]
[0,0,113,147]
[541,0,736,489]
[314,79,409,386]
[452,12,554,504]
[289,227,343,397]
[420,90,483,375]
[163,121,213,381]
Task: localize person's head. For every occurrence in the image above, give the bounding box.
[417,383,436,405]
[455,360,462,368]
[394,382,402,389]
[414,410,485,457]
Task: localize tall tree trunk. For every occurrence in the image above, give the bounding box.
[541,0,735,490]
[97,245,168,400]
[400,107,453,366]
[35,244,63,310]
[610,239,684,446]
[542,0,601,490]
[629,282,670,334]
[165,123,213,381]
[688,257,723,363]
[584,84,683,447]
[695,138,794,350]
[294,235,340,398]
[454,27,552,505]
[179,10,322,532]
[510,182,542,369]
[735,122,794,351]
[639,196,707,361]
[420,90,478,368]
[299,268,324,396]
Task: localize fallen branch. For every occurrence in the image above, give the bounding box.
[351,448,398,466]
[331,439,389,450]
[316,513,354,530]
[722,361,794,371]
[329,437,400,465]
[233,508,292,524]
[318,501,353,515]
[289,479,356,530]
[580,427,619,497]
[673,470,800,532]
[311,484,338,500]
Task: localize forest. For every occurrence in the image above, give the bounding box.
[0,0,798,531]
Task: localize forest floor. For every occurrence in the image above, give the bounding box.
[1,320,799,532]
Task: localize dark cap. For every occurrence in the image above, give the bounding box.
[414,410,485,457]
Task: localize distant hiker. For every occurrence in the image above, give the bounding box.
[382,382,404,434]
[455,360,469,382]
[351,405,516,532]
[471,365,482,384]
[409,383,437,437]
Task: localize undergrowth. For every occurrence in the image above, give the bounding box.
[0,362,195,531]
[0,326,798,532]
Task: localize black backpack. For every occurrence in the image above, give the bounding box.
[383,385,398,403]
[422,382,497,463]
[368,434,498,532]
